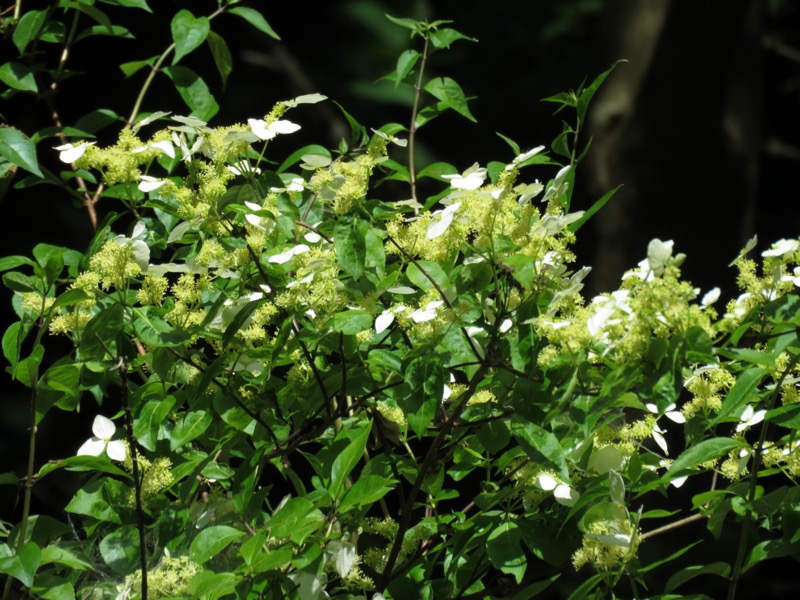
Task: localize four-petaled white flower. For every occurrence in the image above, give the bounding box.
[441,163,486,190]
[736,404,766,432]
[248,118,301,141]
[78,415,126,461]
[55,141,95,163]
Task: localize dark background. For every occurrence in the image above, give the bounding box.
[2,0,800,596]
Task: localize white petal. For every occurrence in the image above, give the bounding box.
[499,319,513,333]
[304,232,322,243]
[248,118,276,140]
[106,440,127,462]
[268,120,301,135]
[77,437,106,457]
[587,533,631,548]
[554,484,579,507]
[410,308,437,323]
[513,145,545,164]
[666,410,686,424]
[762,238,799,258]
[536,473,558,491]
[701,287,721,306]
[375,311,395,334]
[245,213,265,229]
[268,244,310,264]
[56,142,94,163]
[138,176,166,193]
[92,415,116,440]
[426,202,461,240]
[652,428,669,455]
[151,140,175,158]
[670,475,688,488]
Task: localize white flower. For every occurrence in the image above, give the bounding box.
[138,175,167,193]
[441,163,486,190]
[410,300,444,323]
[248,118,301,141]
[150,140,176,158]
[375,310,395,334]
[701,287,721,307]
[762,238,800,258]
[78,415,126,461]
[498,319,513,333]
[55,141,95,163]
[227,160,262,177]
[736,404,766,432]
[268,244,309,264]
[426,202,462,240]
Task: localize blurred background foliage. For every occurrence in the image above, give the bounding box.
[2,0,800,595]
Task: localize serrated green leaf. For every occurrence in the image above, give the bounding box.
[0,128,43,177]
[0,62,38,92]
[423,77,476,122]
[171,10,210,64]
[229,7,280,40]
[171,410,212,450]
[334,218,367,281]
[668,438,742,476]
[190,525,244,564]
[206,30,232,87]
[401,356,443,437]
[13,10,48,54]
[134,396,176,452]
[163,65,219,122]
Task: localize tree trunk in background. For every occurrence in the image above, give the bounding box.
[585,0,762,294]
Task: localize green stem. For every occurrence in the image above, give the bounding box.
[125,4,227,127]
[378,363,489,589]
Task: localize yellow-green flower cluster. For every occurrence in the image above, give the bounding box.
[165,273,211,329]
[275,248,346,317]
[136,275,169,306]
[130,555,200,599]
[20,292,55,315]
[78,129,152,185]
[682,365,735,419]
[572,519,639,571]
[89,239,142,290]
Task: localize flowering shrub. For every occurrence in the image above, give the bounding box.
[1,3,799,599]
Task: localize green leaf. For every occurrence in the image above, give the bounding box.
[3,321,22,372]
[0,542,41,588]
[664,562,730,593]
[13,10,48,54]
[406,260,451,292]
[429,28,476,49]
[229,7,280,40]
[765,403,800,430]
[0,62,38,92]
[133,306,190,347]
[487,521,526,583]
[0,127,43,177]
[339,475,395,513]
[334,217,367,281]
[119,57,157,78]
[277,144,329,173]
[330,423,372,501]
[65,480,122,524]
[668,438,742,476]
[332,310,373,335]
[134,396,176,451]
[576,62,621,124]
[188,571,237,599]
[37,455,130,480]
[423,77,476,122]
[171,10,210,64]
[97,0,151,11]
[385,14,421,31]
[79,303,124,362]
[190,525,244,564]
[99,527,139,575]
[394,49,419,87]
[569,185,621,232]
[163,65,219,122]
[206,30,232,87]
[716,347,776,368]
[170,410,212,450]
[711,367,767,426]
[401,356,444,437]
[221,299,261,348]
[269,497,323,538]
